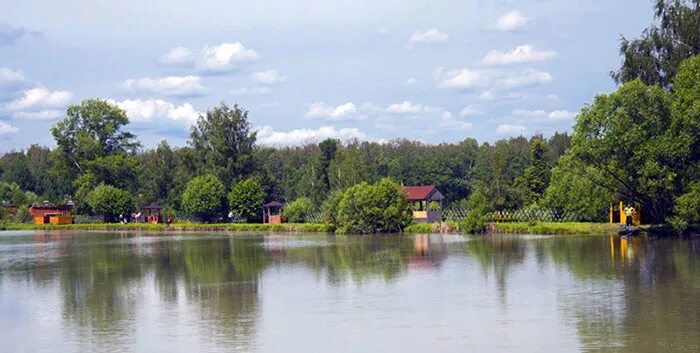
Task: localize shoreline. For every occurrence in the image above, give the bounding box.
[0,221,649,236]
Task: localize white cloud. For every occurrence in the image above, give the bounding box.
[257,125,367,145]
[161,42,259,72]
[160,46,193,64]
[109,99,200,127]
[0,121,19,134]
[459,105,480,116]
[7,87,73,110]
[494,10,529,32]
[305,102,357,119]
[0,67,24,85]
[482,45,556,66]
[513,109,576,121]
[196,42,259,72]
[548,110,577,120]
[386,101,423,114]
[435,68,489,89]
[500,68,552,88]
[410,29,448,44]
[439,111,472,130]
[231,87,272,95]
[250,70,287,85]
[497,123,526,134]
[405,78,417,85]
[123,75,205,96]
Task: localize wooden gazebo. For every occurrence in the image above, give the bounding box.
[404,185,445,223]
[263,201,284,224]
[142,203,163,223]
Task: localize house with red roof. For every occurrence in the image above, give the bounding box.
[404,185,444,223]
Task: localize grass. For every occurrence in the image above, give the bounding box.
[491,221,621,235]
[0,221,334,233]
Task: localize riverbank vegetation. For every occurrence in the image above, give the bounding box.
[2,1,700,235]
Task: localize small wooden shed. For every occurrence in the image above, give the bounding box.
[29,202,74,225]
[263,201,284,224]
[404,185,444,223]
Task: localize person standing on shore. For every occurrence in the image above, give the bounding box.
[624,206,635,227]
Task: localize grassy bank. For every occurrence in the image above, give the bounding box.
[404,222,459,234]
[0,222,334,233]
[491,222,621,235]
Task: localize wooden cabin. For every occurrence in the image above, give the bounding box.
[404,185,444,223]
[29,202,73,225]
[263,201,284,224]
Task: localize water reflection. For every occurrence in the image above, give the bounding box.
[0,232,698,352]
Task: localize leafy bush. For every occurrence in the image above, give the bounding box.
[14,206,32,223]
[87,184,134,222]
[182,175,225,222]
[336,178,412,234]
[284,197,314,223]
[321,189,344,224]
[228,178,264,222]
[460,187,493,233]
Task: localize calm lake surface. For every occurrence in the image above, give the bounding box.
[0,231,699,353]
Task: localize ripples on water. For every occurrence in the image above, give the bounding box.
[0,231,698,353]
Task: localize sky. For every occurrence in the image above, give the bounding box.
[0,0,654,152]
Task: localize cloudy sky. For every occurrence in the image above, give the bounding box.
[0,0,652,151]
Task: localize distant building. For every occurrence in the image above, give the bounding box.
[404,185,444,223]
[29,202,74,225]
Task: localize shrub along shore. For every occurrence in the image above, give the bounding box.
[0,220,642,236]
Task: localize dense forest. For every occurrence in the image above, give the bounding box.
[2,0,700,232]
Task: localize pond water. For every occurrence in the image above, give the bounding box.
[0,231,699,353]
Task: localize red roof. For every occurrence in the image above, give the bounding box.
[404,185,438,201]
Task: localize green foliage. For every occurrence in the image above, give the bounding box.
[460,187,494,233]
[320,189,344,224]
[182,175,226,222]
[428,201,441,211]
[228,178,265,222]
[14,206,32,223]
[190,102,257,186]
[514,138,551,206]
[0,182,28,206]
[336,178,412,234]
[543,155,612,221]
[283,197,314,223]
[612,0,700,89]
[669,182,700,232]
[87,184,134,222]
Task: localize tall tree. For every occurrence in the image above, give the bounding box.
[190,102,257,186]
[612,0,700,89]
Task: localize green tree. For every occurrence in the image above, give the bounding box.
[0,151,32,191]
[190,102,257,186]
[283,197,314,223]
[568,80,674,223]
[228,178,265,222]
[138,140,177,206]
[318,138,339,191]
[51,99,139,178]
[543,155,612,221]
[612,0,700,89]
[460,186,494,233]
[320,189,345,225]
[86,184,134,222]
[182,175,226,222]
[337,178,412,234]
[514,139,551,206]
